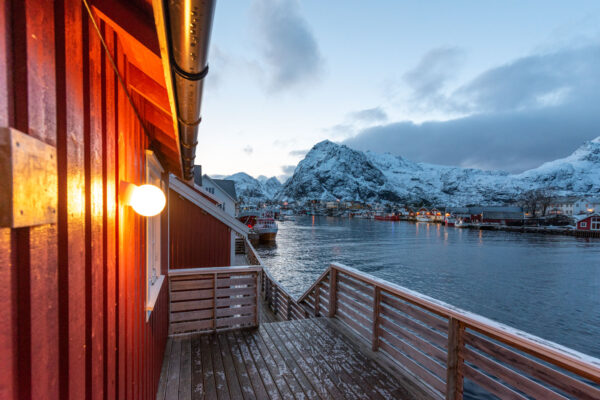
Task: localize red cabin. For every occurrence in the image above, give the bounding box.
[0,1,251,399]
[576,214,600,231]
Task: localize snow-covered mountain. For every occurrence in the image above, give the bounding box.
[258,176,284,199]
[277,138,600,205]
[224,172,282,204]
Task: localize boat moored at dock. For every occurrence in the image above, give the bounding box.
[254,215,278,241]
[374,213,401,221]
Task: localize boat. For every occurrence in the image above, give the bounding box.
[445,216,456,227]
[416,215,431,222]
[238,209,260,228]
[374,214,400,221]
[253,216,278,242]
[455,219,471,228]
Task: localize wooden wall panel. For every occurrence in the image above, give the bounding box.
[0,1,16,398]
[103,22,118,400]
[59,0,87,399]
[23,1,60,399]
[169,189,232,269]
[88,14,105,400]
[0,229,17,399]
[0,1,171,399]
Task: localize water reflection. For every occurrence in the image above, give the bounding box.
[256,216,600,359]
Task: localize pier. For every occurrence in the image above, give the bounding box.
[155,238,600,399]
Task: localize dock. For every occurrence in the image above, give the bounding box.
[155,241,600,400]
[157,316,422,400]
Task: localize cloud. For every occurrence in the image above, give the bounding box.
[344,43,600,173]
[273,138,297,148]
[348,107,388,123]
[289,149,309,157]
[243,145,254,155]
[281,165,297,174]
[252,0,323,91]
[403,46,465,110]
[454,45,597,113]
[324,107,388,139]
[278,165,297,183]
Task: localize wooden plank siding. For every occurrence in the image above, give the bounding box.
[0,1,173,399]
[168,188,232,269]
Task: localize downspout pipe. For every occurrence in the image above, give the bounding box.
[164,0,216,181]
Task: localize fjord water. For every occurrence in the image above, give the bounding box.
[256,216,600,358]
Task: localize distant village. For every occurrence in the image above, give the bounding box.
[196,171,600,237]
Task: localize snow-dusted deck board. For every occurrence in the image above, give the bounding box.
[156,318,428,400]
[258,298,280,324]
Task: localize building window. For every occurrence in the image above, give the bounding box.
[592,217,600,230]
[580,222,587,228]
[145,151,165,320]
[207,187,215,194]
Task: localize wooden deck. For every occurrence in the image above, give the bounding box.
[156,317,426,400]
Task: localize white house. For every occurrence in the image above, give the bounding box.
[546,196,600,216]
[200,175,238,217]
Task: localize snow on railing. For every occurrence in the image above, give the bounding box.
[297,262,600,400]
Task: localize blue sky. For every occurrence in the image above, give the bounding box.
[199,1,600,181]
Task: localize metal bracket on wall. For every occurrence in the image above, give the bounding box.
[0,127,57,228]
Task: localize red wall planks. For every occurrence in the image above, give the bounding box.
[0,1,171,399]
[169,189,232,269]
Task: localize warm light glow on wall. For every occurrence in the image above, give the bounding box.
[121,182,166,217]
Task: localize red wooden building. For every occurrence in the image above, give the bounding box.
[0,0,247,399]
[576,214,600,231]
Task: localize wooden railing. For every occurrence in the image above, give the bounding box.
[298,262,600,400]
[244,238,308,321]
[167,266,261,335]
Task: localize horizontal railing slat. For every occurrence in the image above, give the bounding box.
[380,291,448,333]
[379,323,447,379]
[170,309,213,323]
[336,310,371,340]
[170,298,213,312]
[337,290,372,316]
[216,295,256,308]
[379,339,446,395]
[380,303,448,349]
[336,300,372,328]
[464,347,567,399]
[170,279,214,291]
[465,331,600,400]
[379,316,447,364]
[170,288,214,301]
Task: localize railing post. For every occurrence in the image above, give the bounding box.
[328,267,337,317]
[314,284,320,317]
[371,286,381,351]
[273,284,278,315]
[254,271,259,327]
[446,317,464,400]
[213,273,218,332]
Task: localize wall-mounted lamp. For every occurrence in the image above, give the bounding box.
[121,182,166,217]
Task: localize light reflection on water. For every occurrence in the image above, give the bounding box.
[256,216,600,358]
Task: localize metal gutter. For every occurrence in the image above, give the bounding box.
[152,0,216,181]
